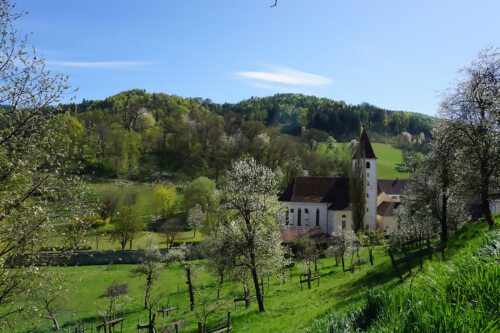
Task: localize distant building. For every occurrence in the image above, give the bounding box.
[278,128,408,238]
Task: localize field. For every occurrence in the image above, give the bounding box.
[16,246,398,332]
[16,218,498,332]
[315,142,410,179]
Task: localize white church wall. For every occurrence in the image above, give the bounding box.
[283,202,329,233]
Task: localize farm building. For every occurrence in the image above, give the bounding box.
[279,128,408,237]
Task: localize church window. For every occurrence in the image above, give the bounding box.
[298,208,302,226]
[341,214,346,230]
[367,172,370,177]
[304,208,309,225]
[367,181,370,186]
[285,210,289,225]
[367,193,369,198]
[366,161,371,169]
[366,208,369,212]
[316,209,320,226]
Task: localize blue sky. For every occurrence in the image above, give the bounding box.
[17,0,500,115]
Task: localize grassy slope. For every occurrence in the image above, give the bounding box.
[16,246,399,332]
[315,142,409,179]
[307,217,500,333]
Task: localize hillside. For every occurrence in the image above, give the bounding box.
[60,90,431,181]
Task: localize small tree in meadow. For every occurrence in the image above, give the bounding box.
[358,230,385,266]
[166,244,196,311]
[132,242,164,309]
[187,204,204,237]
[100,282,128,320]
[329,229,357,271]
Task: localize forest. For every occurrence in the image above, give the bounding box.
[56,91,433,182]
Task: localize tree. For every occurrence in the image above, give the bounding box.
[357,231,385,266]
[328,230,357,271]
[165,244,196,311]
[99,189,122,222]
[100,282,128,321]
[439,48,500,228]
[0,0,90,318]
[211,157,286,312]
[153,184,177,218]
[183,177,216,210]
[132,241,164,313]
[29,271,68,331]
[65,218,91,251]
[349,155,366,233]
[187,204,204,237]
[113,193,144,250]
[161,218,183,248]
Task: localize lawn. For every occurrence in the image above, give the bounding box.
[14,246,399,332]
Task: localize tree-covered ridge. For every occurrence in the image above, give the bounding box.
[60,90,432,180]
[211,93,434,139]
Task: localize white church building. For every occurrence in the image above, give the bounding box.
[279,128,408,239]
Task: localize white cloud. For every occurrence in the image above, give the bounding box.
[236,66,332,87]
[47,60,152,69]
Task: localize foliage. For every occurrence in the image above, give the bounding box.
[112,192,145,250]
[100,282,129,320]
[187,204,204,237]
[439,47,500,228]
[210,157,286,312]
[152,183,177,218]
[183,176,216,210]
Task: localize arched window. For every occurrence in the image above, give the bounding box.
[298,208,302,226]
[316,209,320,226]
[366,161,371,169]
[285,210,289,225]
[304,208,309,225]
[367,193,369,198]
[341,214,346,230]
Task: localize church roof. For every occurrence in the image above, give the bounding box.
[278,176,350,210]
[353,128,377,159]
[377,179,409,195]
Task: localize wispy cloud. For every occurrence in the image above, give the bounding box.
[236,66,332,87]
[47,60,153,69]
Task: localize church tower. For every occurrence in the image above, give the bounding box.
[351,127,378,231]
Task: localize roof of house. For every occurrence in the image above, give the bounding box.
[280,227,325,244]
[278,176,350,210]
[377,201,401,216]
[353,128,377,159]
[377,179,409,195]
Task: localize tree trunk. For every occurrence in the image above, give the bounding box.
[186,266,195,311]
[129,239,133,250]
[120,240,126,251]
[369,248,374,266]
[480,159,494,228]
[440,192,448,260]
[250,266,265,312]
[341,254,345,271]
[145,273,152,309]
[243,285,250,308]
[49,315,60,331]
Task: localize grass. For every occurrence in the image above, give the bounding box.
[11,246,399,332]
[307,218,500,333]
[315,142,410,179]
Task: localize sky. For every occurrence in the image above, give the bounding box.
[16,0,500,116]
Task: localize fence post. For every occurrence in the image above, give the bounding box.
[227,311,231,328]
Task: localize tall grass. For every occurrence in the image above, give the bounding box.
[307,228,500,333]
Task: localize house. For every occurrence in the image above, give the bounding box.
[278,128,408,237]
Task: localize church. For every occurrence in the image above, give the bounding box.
[278,128,408,239]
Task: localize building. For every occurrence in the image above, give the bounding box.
[278,128,408,237]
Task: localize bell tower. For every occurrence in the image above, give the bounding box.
[351,127,377,231]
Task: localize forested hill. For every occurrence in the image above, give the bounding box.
[207,94,433,139]
[70,90,433,140]
[59,89,432,180]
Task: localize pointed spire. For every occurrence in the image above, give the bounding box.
[353,127,377,159]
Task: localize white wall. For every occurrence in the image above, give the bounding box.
[282,202,330,233]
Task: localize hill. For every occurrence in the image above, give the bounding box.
[60,90,431,181]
